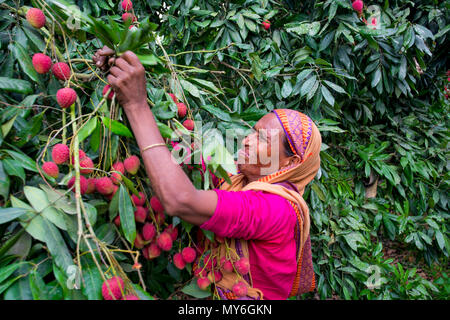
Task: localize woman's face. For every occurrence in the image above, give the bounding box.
[237,113,299,181]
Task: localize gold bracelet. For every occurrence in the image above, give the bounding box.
[141,143,166,153]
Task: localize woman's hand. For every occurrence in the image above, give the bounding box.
[92,46,115,71]
[106,51,148,112]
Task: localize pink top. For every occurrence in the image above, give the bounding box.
[200,189,298,300]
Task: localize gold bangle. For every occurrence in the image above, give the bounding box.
[141,143,166,153]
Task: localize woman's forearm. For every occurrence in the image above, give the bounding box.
[124,101,217,225]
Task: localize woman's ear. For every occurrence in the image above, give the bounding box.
[280,154,301,170]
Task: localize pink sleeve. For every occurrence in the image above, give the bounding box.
[200,189,296,241]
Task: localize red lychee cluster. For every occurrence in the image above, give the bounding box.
[168,92,187,118]
[262,20,270,30]
[172,247,196,270]
[101,276,139,300]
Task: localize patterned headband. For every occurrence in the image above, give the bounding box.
[272,109,313,162]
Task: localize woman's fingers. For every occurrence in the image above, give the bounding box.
[114,57,132,72]
[99,46,115,56]
[109,66,123,78]
[120,51,141,67]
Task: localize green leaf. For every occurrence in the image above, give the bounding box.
[101,117,133,138]
[300,75,317,97]
[81,260,103,300]
[321,85,335,106]
[118,184,136,245]
[0,207,30,224]
[157,122,174,139]
[323,80,347,95]
[179,79,201,98]
[189,78,223,95]
[9,43,40,84]
[3,150,38,173]
[77,117,98,143]
[281,80,293,98]
[3,158,26,183]
[0,77,33,94]
[23,186,67,231]
[201,105,231,122]
[1,114,18,138]
[0,161,10,200]
[371,68,382,88]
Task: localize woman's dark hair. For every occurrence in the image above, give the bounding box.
[283,134,296,157]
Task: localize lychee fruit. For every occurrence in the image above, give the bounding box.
[101,276,124,300]
[173,253,186,270]
[134,233,145,249]
[42,161,59,178]
[71,150,86,165]
[150,196,164,213]
[165,224,178,241]
[56,87,77,109]
[262,20,270,30]
[207,270,223,283]
[32,53,52,74]
[168,93,178,103]
[352,0,363,13]
[156,232,173,251]
[142,223,156,241]
[204,254,216,271]
[122,294,139,300]
[124,155,140,175]
[113,215,121,227]
[26,8,46,29]
[147,243,161,259]
[51,143,70,164]
[105,184,119,201]
[122,13,137,23]
[131,192,145,206]
[122,0,133,11]
[232,281,248,297]
[134,206,147,224]
[79,156,94,175]
[67,175,88,195]
[194,267,207,279]
[220,257,234,273]
[176,102,187,118]
[52,62,71,81]
[234,257,250,275]
[110,161,125,184]
[183,119,195,131]
[95,177,114,195]
[102,84,115,100]
[197,277,211,291]
[86,178,96,194]
[181,247,196,264]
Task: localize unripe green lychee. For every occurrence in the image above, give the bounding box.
[32,53,52,74]
[42,161,59,178]
[52,62,71,81]
[26,8,46,29]
[51,144,70,164]
[56,88,77,109]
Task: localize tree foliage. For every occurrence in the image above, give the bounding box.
[0,0,448,300]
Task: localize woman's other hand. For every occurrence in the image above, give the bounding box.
[92,46,115,71]
[106,51,148,111]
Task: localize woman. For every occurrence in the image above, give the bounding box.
[93,48,322,300]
